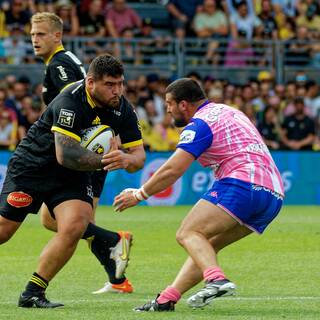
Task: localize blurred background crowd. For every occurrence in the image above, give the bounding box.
[0,0,320,152]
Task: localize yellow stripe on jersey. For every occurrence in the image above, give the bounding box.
[85,88,96,108]
[51,126,81,142]
[122,139,143,149]
[45,45,65,65]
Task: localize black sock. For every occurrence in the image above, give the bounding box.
[82,223,120,246]
[24,272,48,295]
[83,223,123,284]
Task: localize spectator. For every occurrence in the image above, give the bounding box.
[258,0,278,39]
[285,26,312,66]
[304,80,320,118]
[34,1,55,13]
[55,0,79,36]
[225,0,254,15]
[296,2,320,33]
[193,0,228,38]
[166,0,203,38]
[106,0,142,38]
[0,88,18,150]
[79,0,107,63]
[230,1,262,40]
[4,0,32,35]
[79,0,106,37]
[272,0,298,18]
[114,27,141,65]
[2,25,33,64]
[257,105,281,150]
[280,96,316,150]
[0,110,17,150]
[193,0,228,65]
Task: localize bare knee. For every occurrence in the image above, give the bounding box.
[57,216,89,245]
[176,226,190,247]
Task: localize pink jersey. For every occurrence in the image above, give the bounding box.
[180,102,284,196]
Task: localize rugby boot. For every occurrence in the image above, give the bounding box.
[18,291,64,308]
[134,294,175,312]
[187,278,236,308]
[109,231,133,279]
[92,278,133,294]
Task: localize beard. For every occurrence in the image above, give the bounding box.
[94,94,121,109]
[174,117,188,127]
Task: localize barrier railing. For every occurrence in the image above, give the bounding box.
[0,36,319,84]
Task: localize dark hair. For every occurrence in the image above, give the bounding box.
[165,78,206,104]
[88,54,124,80]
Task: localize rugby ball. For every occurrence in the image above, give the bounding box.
[80,125,114,155]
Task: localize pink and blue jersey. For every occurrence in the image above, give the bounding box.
[177,101,284,197]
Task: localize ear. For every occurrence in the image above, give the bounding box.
[86,75,94,89]
[179,100,188,112]
[54,31,62,43]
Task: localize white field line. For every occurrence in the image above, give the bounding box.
[0,296,320,305]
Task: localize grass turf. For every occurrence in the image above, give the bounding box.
[0,205,319,320]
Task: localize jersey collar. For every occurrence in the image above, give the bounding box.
[85,88,96,108]
[45,45,65,65]
[196,100,210,111]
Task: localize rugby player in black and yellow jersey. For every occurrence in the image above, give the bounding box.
[0,54,145,308]
[30,13,137,296]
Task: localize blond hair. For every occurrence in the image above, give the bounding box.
[31,12,63,33]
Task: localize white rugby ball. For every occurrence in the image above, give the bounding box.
[80,125,114,155]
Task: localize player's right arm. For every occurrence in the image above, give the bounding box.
[54,132,103,171]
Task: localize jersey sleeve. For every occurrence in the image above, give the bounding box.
[177,118,213,158]
[50,96,83,141]
[48,61,82,92]
[119,105,143,149]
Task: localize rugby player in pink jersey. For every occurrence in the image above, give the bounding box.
[113,78,284,311]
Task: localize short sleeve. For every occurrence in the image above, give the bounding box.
[177,118,213,158]
[119,106,143,148]
[50,96,83,141]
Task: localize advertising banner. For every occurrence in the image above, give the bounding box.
[1,151,320,205]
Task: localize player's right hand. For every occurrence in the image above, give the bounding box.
[113,188,140,212]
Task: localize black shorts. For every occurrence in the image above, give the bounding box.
[0,172,94,222]
[91,170,108,198]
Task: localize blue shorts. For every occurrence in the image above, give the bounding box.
[202,177,283,234]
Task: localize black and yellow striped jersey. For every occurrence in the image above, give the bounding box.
[42,45,86,105]
[9,81,142,191]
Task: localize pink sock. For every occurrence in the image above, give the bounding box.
[203,267,226,282]
[157,286,181,304]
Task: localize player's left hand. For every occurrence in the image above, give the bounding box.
[113,188,140,212]
[101,138,130,171]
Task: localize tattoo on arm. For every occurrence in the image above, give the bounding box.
[55,132,103,171]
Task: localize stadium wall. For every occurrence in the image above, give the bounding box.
[0,151,319,205]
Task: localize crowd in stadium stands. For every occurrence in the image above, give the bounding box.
[0,0,320,151]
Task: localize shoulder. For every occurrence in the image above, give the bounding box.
[50,51,81,67]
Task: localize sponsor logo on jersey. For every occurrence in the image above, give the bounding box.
[57,65,68,81]
[57,109,75,128]
[7,191,33,208]
[179,130,196,144]
[92,116,101,125]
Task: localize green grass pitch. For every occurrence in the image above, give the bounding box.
[0,205,319,320]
